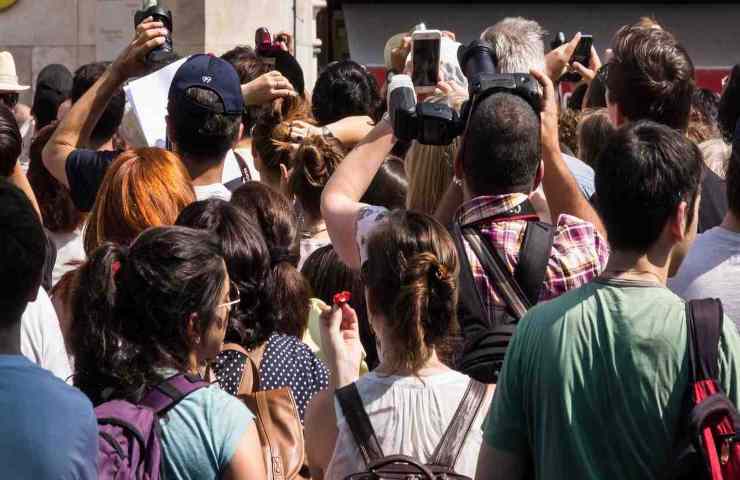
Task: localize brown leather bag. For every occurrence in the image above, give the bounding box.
[222,343,307,480]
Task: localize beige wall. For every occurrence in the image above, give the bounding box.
[0,0,323,104]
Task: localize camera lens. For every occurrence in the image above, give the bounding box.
[458,40,496,81]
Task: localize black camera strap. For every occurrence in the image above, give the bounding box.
[456,199,555,320]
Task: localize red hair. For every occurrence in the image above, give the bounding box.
[84,148,195,253]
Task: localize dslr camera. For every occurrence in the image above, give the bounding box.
[134,0,176,66]
[389,40,541,146]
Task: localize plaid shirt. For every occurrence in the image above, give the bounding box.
[455,193,609,321]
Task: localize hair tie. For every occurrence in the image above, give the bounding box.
[111,260,121,275]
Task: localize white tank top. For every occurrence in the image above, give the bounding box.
[325,370,490,479]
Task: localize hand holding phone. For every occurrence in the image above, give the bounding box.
[562,35,593,82]
[411,30,441,94]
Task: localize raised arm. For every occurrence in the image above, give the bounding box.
[530,68,606,237]
[321,118,394,269]
[288,115,375,149]
[42,18,168,188]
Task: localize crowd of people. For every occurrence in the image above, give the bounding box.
[1,11,740,480]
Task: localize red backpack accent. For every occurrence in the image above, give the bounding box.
[671,299,740,479]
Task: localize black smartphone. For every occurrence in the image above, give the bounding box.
[571,35,593,68]
[562,35,593,82]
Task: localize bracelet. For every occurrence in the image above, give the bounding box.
[321,125,334,138]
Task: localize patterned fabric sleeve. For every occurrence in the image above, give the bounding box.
[355,204,390,266]
[213,350,247,396]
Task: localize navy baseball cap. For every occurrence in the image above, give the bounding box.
[169,54,244,116]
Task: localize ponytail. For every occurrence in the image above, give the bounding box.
[391,252,457,372]
[71,242,131,405]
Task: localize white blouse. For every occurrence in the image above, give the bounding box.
[325,370,490,479]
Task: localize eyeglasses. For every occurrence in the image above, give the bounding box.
[217,280,240,318]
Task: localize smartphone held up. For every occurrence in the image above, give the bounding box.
[412,29,441,94]
[552,32,593,83]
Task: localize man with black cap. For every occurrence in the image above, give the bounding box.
[42,17,295,210]
[166,53,244,200]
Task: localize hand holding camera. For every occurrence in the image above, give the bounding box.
[134,0,175,67]
[388,39,542,146]
[111,16,169,82]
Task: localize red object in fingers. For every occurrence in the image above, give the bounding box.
[333,291,351,306]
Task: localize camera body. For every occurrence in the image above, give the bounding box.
[389,39,541,146]
[134,1,175,66]
[255,27,287,59]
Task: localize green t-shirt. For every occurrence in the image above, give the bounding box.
[484,278,740,480]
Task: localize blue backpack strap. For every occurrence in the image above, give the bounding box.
[141,373,209,415]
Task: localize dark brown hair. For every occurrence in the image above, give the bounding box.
[727,148,740,215]
[363,210,459,373]
[607,26,694,131]
[252,97,312,185]
[577,108,616,169]
[27,122,85,233]
[221,46,272,135]
[559,108,579,156]
[289,135,345,220]
[301,244,378,369]
[0,104,21,177]
[231,182,311,338]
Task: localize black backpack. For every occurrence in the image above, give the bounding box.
[451,219,554,384]
[335,379,488,480]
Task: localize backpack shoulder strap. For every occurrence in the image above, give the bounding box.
[233,150,253,183]
[335,383,384,466]
[141,373,209,415]
[450,222,490,329]
[686,298,724,381]
[467,226,530,320]
[430,379,488,469]
[514,221,555,306]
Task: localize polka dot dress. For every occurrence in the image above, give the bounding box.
[214,333,329,422]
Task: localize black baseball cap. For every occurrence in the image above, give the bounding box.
[168,54,244,116]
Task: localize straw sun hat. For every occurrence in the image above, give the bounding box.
[0,51,29,92]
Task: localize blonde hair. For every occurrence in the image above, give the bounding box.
[405,138,460,215]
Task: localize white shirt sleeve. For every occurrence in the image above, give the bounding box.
[355,205,390,266]
[20,288,73,383]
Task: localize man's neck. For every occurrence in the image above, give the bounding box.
[603,249,670,285]
[181,155,226,187]
[0,314,23,356]
[721,210,740,234]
